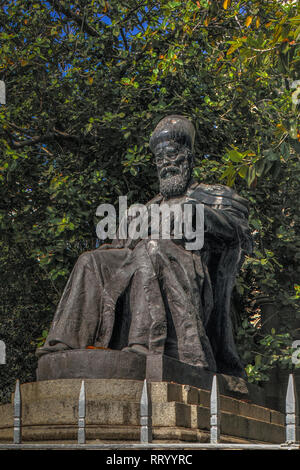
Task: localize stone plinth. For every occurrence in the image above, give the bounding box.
[36,349,146,382]
[0,378,285,444]
[36,350,265,406]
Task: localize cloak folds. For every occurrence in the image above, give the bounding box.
[38,181,252,378]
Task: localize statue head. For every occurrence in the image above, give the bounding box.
[149,115,195,198]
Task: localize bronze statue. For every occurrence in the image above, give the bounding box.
[36,115,252,378]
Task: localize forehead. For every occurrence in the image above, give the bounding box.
[154,141,180,154]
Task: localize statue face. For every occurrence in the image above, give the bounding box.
[154,141,192,198]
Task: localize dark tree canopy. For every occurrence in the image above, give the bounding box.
[0,0,299,401]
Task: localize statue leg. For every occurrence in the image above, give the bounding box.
[36,247,133,356]
[123,269,152,353]
[123,241,167,355]
[148,239,217,370]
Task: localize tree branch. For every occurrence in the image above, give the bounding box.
[48,0,101,38]
[120,28,129,51]
[7,132,56,148]
[5,127,90,149]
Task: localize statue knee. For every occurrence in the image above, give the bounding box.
[77,251,94,267]
[146,239,159,257]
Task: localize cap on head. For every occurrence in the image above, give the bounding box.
[149,115,195,154]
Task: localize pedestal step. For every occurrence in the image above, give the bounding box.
[0,379,285,444]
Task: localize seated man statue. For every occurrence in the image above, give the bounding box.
[36,115,252,378]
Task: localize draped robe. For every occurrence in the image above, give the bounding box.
[38,181,252,378]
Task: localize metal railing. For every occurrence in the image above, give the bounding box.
[0,374,299,450]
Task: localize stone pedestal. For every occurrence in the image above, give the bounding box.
[36,349,147,382]
[263,368,300,413]
[0,350,284,444]
[0,378,285,444]
[36,350,266,406]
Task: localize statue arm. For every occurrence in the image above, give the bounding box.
[204,204,252,253]
[185,195,251,252]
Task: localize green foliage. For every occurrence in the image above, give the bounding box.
[237,319,299,383]
[0,0,299,400]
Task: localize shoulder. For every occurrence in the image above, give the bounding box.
[187,182,249,215]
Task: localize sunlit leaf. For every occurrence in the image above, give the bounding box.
[245,16,253,28]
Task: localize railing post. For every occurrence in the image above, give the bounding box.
[78,380,86,444]
[140,379,152,443]
[13,380,21,444]
[210,374,220,444]
[285,373,298,444]
[0,340,5,365]
[0,80,5,105]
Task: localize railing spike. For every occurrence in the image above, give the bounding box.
[285,374,298,444]
[78,380,86,444]
[13,379,21,444]
[140,379,152,443]
[0,340,5,365]
[210,374,220,444]
[0,80,5,105]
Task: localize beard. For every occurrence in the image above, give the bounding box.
[159,165,191,198]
